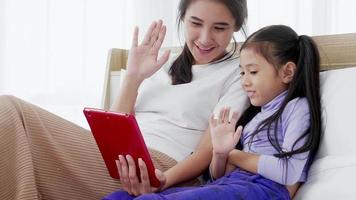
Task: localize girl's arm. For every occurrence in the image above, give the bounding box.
[227,149,300,198]
[227,99,311,186]
[226,149,259,174]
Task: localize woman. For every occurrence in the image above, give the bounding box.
[0,0,248,199]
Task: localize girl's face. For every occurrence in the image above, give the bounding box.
[183,0,236,65]
[239,48,288,107]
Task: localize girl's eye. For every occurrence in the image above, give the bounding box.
[250,71,258,75]
[240,71,245,76]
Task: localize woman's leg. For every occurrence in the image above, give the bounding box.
[0,95,123,199]
[0,95,179,200]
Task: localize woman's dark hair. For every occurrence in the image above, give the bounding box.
[170,0,248,85]
[237,25,321,163]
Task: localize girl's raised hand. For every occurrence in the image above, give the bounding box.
[126,20,170,83]
[209,108,243,157]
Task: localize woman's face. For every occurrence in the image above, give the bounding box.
[183,0,236,65]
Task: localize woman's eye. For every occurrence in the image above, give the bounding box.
[191,21,201,26]
[240,71,245,76]
[214,27,225,31]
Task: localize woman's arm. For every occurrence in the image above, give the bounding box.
[110,20,170,114]
[117,126,213,196]
[162,127,213,189]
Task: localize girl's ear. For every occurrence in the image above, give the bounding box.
[280,62,296,84]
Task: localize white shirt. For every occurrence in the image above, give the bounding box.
[135,55,249,161]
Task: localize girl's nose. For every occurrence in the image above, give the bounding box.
[242,76,251,87]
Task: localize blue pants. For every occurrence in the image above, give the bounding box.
[103,170,290,200]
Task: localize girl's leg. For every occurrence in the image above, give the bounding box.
[0,95,177,200]
[133,171,290,200]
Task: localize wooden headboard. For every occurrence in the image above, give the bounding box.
[102,32,356,109]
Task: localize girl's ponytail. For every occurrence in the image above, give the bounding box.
[295,35,321,157]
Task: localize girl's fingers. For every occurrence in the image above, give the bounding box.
[230,111,240,126]
[218,108,225,124]
[209,114,216,128]
[141,21,157,45]
[131,26,139,48]
[233,126,243,143]
[223,107,231,124]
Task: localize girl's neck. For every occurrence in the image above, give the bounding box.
[261,90,288,112]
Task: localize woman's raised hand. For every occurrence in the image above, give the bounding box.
[126,20,170,83]
[116,155,166,196]
[209,108,243,157]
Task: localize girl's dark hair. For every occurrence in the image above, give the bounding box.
[237,25,321,161]
[170,0,248,85]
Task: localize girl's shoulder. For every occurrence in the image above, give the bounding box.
[283,97,310,118]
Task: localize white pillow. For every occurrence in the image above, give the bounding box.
[295,156,356,199]
[295,66,356,199]
[316,66,356,158]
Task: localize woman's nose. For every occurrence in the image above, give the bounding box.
[198,29,213,46]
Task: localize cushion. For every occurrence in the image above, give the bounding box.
[295,156,356,199]
[295,66,356,199]
[317,66,356,158]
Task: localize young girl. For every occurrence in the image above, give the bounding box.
[105,25,321,200]
[0,0,248,199]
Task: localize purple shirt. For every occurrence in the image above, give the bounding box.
[241,91,310,185]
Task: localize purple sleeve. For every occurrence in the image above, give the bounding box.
[257,98,310,185]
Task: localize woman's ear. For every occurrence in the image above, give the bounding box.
[280,62,296,84]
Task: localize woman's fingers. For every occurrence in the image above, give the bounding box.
[152,24,166,51]
[119,155,132,194]
[131,26,139,48]
[156,49,170,69]
[141,21,157,45]
[149,20,163,46]
[138,158,151,193]
[126,155,140,195]
[154,169,166,191]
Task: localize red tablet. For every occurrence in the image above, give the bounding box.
[83,107,160,187]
